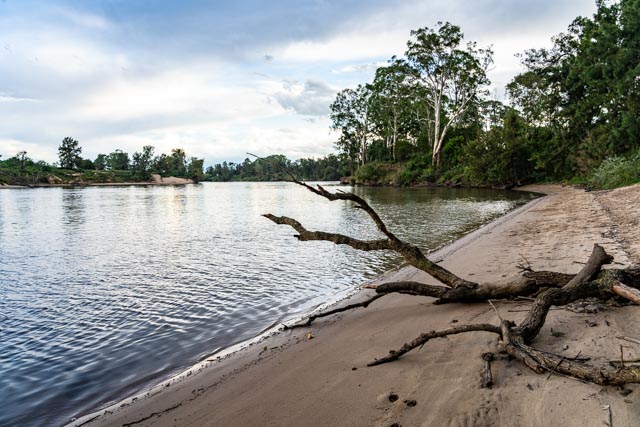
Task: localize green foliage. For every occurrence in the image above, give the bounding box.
[131,145,155,179]
[187,157,205,182]
[353,162,401,185]
[58,137,82,169]
[204,154,350,182]
[396,154,436,185]
[508,0,640,181]
[330,85,372,169]
[404,22,493,166]
[94,154,107,170]
[107,149,130,171]
[587,150,640,189]
[1,143,204,186]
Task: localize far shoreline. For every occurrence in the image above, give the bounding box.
[0,174,195,189]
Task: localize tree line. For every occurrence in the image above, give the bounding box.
[0,138,205,185]
[56,137,204,181]
[205,154,351,182]
[330,0,640,188]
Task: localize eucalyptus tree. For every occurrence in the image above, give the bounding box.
[368,59,420,161]
[404,22,493,166]
[330,84,373,168]
[15,151,28,171]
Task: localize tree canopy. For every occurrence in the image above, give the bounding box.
[328,4,640,188]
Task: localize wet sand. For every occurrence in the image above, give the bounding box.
[72,184,640,427]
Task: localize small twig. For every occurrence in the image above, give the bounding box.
[508,307,563,313]
[602,404,612,427]
[539,364,589,384]
[517,255,533,273]
[619,345,625,371]
[608,357,640,368]
[284,294,385,329]
[538,349,590,362]
[481,352,494,388]
[616,335,640,345]
[488,300,503,322]
[547,356,567,380]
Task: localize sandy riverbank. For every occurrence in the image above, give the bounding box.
[73,184,640,427]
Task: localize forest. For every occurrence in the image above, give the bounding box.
[323,0,640,189]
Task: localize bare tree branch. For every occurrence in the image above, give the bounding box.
[368,324,502,366]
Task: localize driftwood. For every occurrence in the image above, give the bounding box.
[264,178,640,386]
[482,353,494,388]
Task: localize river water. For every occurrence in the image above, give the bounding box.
[0,182,536,426]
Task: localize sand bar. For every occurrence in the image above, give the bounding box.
[72,184,640,427]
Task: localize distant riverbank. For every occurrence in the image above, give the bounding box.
[0,174,194,188]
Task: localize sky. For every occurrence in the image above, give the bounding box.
[0,0,597,166]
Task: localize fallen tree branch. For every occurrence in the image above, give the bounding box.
[368,324,502,366]
[284,294,385,329]
[265,179,640,386]
[611,281,640,304]
[264,181,477,289]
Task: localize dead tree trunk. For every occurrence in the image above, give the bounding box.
[264,180,640,386]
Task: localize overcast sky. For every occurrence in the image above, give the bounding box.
[0,0,597,166]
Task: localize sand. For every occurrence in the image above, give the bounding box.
[72,184,640,427]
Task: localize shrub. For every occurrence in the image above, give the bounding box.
[588,150,640,189]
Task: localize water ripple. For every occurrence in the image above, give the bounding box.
[0,183,535,426]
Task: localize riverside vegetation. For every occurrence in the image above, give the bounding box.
[209,0,640,190]
[3,1,640,190]
[0,138,205,186]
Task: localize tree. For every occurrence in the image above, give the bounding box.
[265,178,640,386]
[58,137,82,169]
[132,145,155,178]
[187,157,204,182]
[404,22,493,167]
[94,154,108,171]
[368,59,418,162]
[169,148,187,176]
[107,149,130,171]
[508,0,640,178]
[330,85,373,169]
[78,158,95,170]
[15,151,28,171]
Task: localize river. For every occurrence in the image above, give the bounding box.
[0,182,536,426]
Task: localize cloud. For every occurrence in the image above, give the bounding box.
[273,80,337,116]
[332,62,389,74]
[0,0,599,165]
[48,5,112,30]
[0,93,41,103]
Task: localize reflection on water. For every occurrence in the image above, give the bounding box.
[0,183,536,426]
